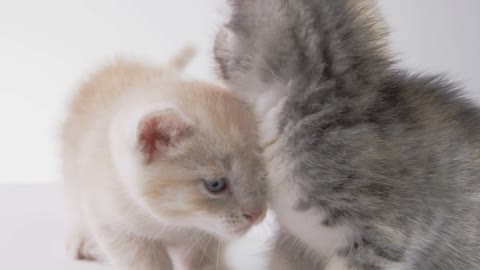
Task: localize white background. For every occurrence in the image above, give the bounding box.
[0,0,479,184]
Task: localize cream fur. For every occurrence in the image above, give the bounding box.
[61,49,266,270]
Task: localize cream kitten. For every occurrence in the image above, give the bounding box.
[61,47,266,270]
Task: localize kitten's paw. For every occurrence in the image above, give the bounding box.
[66,230,103,261]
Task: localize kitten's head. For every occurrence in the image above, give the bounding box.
[112,84,266,240]
[213,0,291,87]
[214,0,389,92]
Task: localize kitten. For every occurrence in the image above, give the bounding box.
[214,0,480,269]
[61,47,266,270]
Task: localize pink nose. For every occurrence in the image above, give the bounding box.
[243,210,263,224]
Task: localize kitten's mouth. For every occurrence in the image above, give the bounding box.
[230,225,252,236]
[216,224,253,240]
[227,211,267,237]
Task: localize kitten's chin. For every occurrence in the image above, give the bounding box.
[231,226,251,237]
[214,225,252,241]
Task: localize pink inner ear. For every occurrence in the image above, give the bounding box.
[137,111,193,163]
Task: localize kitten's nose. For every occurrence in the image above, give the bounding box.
[242,210,263,224]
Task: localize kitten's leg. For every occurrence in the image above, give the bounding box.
[66,226,103,261]
[268,250,296,270]
[268,230,323,270]
[91,225,172,270]
[204,241,230,270]
[169,239,229,270]
[169,246,203,270]
[267,233,298,270]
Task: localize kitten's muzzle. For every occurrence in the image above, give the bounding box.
[242,209,265,225]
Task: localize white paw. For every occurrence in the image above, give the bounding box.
[66,229,103,261]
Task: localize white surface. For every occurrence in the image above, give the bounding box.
[0,1,479,184]
[0,184,274,270]
[379,0,480,99]
[0,0,227,184]
[0,185,106,269]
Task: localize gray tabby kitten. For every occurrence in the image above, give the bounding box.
[213,0,480,269]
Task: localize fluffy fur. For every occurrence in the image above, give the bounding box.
[214,0,480,269]
[61,48,266,270]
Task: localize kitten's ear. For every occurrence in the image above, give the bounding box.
[224,0,258,35]
[214,0,256,80]
[227,0,254,8]
[136,109,194,163]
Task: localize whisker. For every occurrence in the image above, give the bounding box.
[216,240,221,270]
[260,57,278,78]
[198,236,213,268]
[184,232,206,259]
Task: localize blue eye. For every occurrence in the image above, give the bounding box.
[204,178,227,193]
